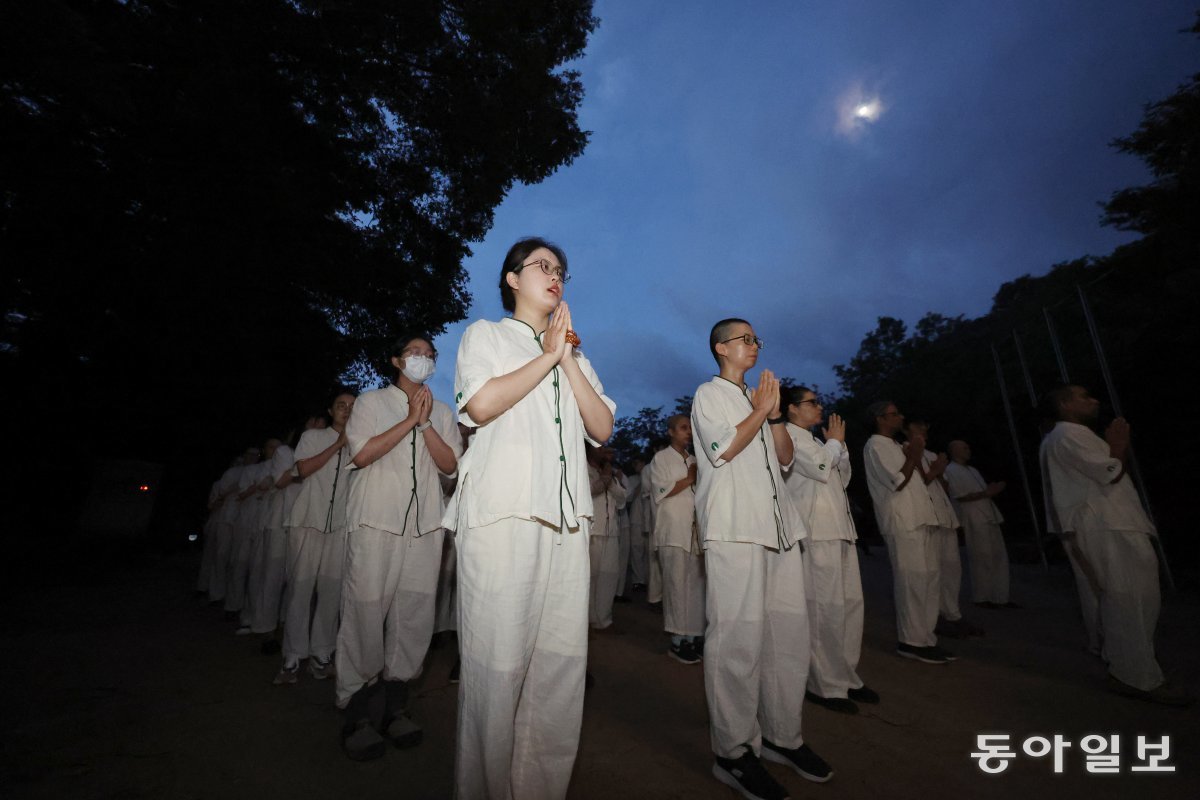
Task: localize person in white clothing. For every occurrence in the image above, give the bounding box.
[334,334,462,759]
[1039,385,1190,706]
[250,428,306,654]
[197,460,235,598]
[780,387,878,715]
[208,454,248,603]
[624,455,650,591]
[587,445,628,630]
[646,440,666,606]
[944,440,1015,608]
[648,415,706,664]
[275,389,356,685]
[443,238,615,800]
[225,446,265,626]
[903,418,982,640]
[692,318,831,800]
[863,402,955,664]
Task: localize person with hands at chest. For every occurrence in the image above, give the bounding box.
[691,319,832,800]
[335,335,462,760]
[275,390,356,686]
[443,238,616,800]
[944,440,1015,610]
[648,415,706,665]
[781,387,879,715]
[587,445,628,631]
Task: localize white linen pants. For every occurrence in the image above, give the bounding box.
[805,539,865,698]
[224,523,257,613]
[629,529,649,585]
[335,525,443,707]
[616,513,630,597]
[282,526,345,663]
[704,539,809,759]
[435,531,458,634]
[963,520,1010,604]
[1074,528,1163,691]
[588,533,620,629]
[880,524,940,647]
[934,525,962,621]
[250,527,289,634]
[455,517,589,800]
[1062,534,1102,653]
[659,546,706,637]
[207,521,235,602]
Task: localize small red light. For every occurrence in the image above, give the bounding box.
[138,485,150,492]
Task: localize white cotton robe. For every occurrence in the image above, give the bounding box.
[864,434,941,647]
[281,427,353,663]
[782,424,864,699]
[921,450,963,621]
[1040,421,1162,691]
[691,377,811,758]
[649,447,706,638]
[208,464,243,602]
[250,444,302,633]
[334,384,462,707]
[444,317,616,800]
[944,461,1010,604]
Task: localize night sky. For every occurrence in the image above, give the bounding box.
[425,1,1197,418]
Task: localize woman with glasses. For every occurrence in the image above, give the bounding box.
[780,386,879,716]
[444,237,615,799]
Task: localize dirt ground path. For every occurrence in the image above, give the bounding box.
[2,545,1196,800]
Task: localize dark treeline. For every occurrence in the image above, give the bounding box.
[0,1,597,550]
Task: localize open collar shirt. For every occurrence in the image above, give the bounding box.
[286,427,352,533]
[943,462,1004,526]
[1039,421,1154,535]
[649,446,698,551]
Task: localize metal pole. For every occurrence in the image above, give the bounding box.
[992,344,1049,571]
[1043,307,1070,384]
[1012,330,1038,407]
[1076,285,1175,593]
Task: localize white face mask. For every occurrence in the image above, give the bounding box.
[401,355,436,384]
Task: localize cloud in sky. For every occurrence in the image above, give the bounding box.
[425,0,1198,420]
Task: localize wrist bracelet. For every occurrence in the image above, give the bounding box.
[768,416,786,425]
[416,420,432,432]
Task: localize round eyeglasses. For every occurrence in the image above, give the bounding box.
[517,258,570,283]
[720,333,764,349]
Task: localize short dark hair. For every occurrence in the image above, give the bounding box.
[499,237,569,313]
[328,385,358,410]
[388,332,436,380]
[666,413,689,431]
[781,385,815,413]
[1041,384,1079,422]
[709,318,749,364]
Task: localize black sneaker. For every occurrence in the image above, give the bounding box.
[762,739,833,783]
[896,643,948,664]
[341,718,386,761]
[804,690,858,715]
[929,645,959,662]
[847,685,880,704]
[669,640,701,665]
[713,751,789,800]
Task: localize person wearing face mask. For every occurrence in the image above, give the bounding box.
[444,237,615,800]
[333,334,462,760]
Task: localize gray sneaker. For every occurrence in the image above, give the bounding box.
[309,656,336,680]
[272,662,299,686]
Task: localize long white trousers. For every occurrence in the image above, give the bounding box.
[281,526,345,663]
[455,518,589,800]
[660,546,706,637]
[588,534,620,629]
[647,547,663,603]
[224,524,257,613]
[704,540,809,758]
[207,521,235,602]
[1062,534,1102,653]
[615,516,630,597]
[962,520,1010,604]
[250,527,289,634]
[335,525,443,707]
[435,532,458,634]
[934,526,962,621]
[629,530,649,585]
[805,540,865,698]
[880,525,940,647]
[1074,528,1163,691]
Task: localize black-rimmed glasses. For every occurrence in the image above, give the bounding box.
[720,333,764,349]
[517,258,570,283]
